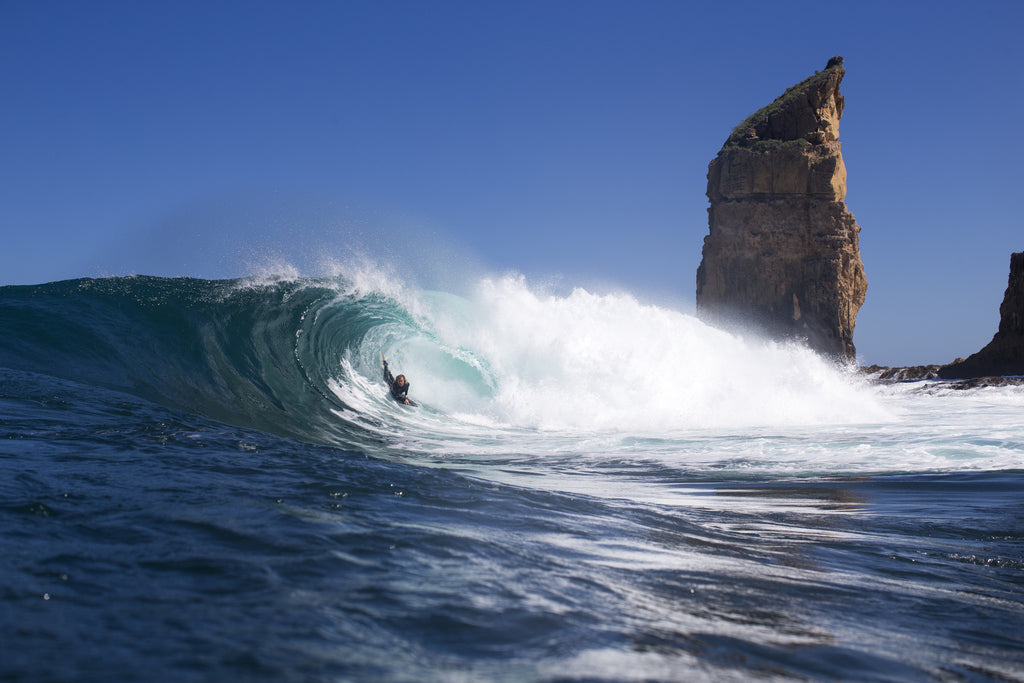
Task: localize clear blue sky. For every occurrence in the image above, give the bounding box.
[2,0,1021,366]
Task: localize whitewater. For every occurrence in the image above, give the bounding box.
[1,269,1022,681]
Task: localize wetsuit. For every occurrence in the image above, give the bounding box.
[383,364,410,404]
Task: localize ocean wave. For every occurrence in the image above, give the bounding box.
[11,269,1014,473]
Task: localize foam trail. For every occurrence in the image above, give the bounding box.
[399,274,888,433]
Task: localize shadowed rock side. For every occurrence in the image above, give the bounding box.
[939,252,1024,378]
[697,57,867,361]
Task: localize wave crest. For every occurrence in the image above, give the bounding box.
[0,271,889,456]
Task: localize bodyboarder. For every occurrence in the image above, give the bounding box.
[382,355,415,406]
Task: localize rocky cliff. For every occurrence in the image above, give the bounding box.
[939,252,1024,378]
[696,57,867,360]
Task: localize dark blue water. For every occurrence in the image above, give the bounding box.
[2,276,1022,681]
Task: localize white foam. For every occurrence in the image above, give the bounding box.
[307,266,1024,474]
[413,274,888,432]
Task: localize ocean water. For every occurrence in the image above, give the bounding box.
[1,273,1022,682]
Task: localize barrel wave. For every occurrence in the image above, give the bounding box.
[0,272,886,460]
[0,274,407,451]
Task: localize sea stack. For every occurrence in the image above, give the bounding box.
[696,57,867,361]
[939,252,1024,378]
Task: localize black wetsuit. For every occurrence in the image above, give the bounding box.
[384,365,410,404]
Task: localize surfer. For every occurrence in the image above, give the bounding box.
[382,355,414,406]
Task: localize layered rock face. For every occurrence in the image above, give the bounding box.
[696,57,867,360]
[939,252,1024,378]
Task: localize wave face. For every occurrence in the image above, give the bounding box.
[0,273,885,450]
[5,270,1024,477]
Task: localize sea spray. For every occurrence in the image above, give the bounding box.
[402,274,888,432]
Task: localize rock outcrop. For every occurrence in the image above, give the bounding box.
[939,252,1024,378]
[859,365,942,381]
[858,364,1024,389]
[696,56,867,361]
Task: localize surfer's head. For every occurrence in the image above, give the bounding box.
[395,375,407,387]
